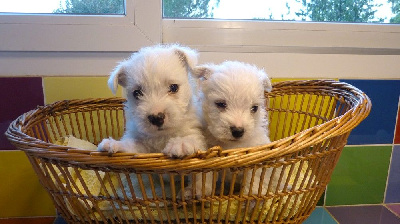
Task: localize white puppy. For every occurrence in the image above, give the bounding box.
[193,61,283,197]
[97,44,206,158]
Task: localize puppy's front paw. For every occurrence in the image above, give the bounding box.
[163,137,197,158]
[97,137,123,154]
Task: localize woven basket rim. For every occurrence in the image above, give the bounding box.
[5,80,371,170]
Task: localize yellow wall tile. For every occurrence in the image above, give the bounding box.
[271,78,338,83]
[268,79,338,141]
[0,151,56,217]
[268,94,337,141]
[271,78,310,83]
[43,77,123,104]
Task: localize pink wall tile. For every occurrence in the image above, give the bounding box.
[394,97,400,144]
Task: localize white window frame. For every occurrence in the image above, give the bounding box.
[163,19,400,79]
[0,0,161,76]
[0,0,161,52]
[163,19,400,53]
[0,0,399,79]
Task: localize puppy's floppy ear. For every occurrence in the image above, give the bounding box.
[258,69,273,92]
[192,65,214,80]
[174,46,199,72]
[108,63,127,95]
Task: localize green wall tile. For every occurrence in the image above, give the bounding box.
[317,192,325,206]
[43,76,123,104]
[325,145,392,206]
[0,151,56,217]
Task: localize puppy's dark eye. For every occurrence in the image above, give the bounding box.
[168,84,179,93]
[215,101,227,110]
[133,89,143,100]
[251,105,258,113]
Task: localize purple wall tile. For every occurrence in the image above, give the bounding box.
[0,77,44,150]
[327,205,400,224]
[387,204,400,217]
[386,145,400,203]
[341,80,400,145]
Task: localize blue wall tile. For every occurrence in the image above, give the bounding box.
[303,207,337,224]
[341,80,400,145]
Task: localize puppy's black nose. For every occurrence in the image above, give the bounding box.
[230,126,244,139]
[148,113,165,127]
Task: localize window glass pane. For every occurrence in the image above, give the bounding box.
[0,0,125,15]
[163,0,400,24]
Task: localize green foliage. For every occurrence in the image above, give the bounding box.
[388,0,400,22]
[163,0,219,18]
[390,14,400,22]
[54,0,219,18]
[54,0,124,14]
[296,0,380,23]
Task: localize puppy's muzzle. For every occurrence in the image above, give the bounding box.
[230,126,245,139]
[148,113,165,127]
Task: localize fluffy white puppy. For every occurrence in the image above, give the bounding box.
[97,44,206,158]
[193,61,282,196]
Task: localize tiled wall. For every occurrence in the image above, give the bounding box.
[0,77,399,220]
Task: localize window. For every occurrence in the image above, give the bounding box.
[162,0,400,79]
[0,0,160,52]
[0,0,61,14]
[163,0,399,24]
[162,0,400,53]
[0,0,124,14]
[0,0,161,76]
[0,0,399,79]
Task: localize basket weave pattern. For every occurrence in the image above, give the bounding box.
[6,80,371,223]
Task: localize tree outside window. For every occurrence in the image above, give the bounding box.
[53,0,399,24]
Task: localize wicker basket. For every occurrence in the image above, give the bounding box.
[6,80,371,224]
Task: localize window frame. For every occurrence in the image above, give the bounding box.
[162,19,400,79]
[0,0,399,79]
[0,0,161,52]
[163,19,400,55]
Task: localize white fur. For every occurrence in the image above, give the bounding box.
[193,61,282,197]
[97,44,206,158]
